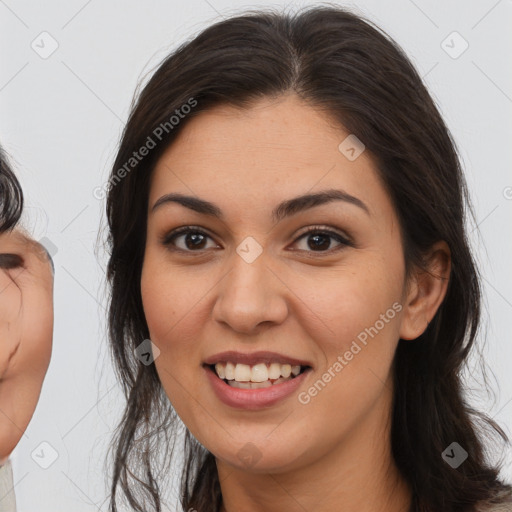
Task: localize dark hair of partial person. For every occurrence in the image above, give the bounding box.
[0,144,23,233]
[104,4,512,512]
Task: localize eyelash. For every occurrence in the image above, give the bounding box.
[160,225,354,255]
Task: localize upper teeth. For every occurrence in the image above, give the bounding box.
[214,362,302,382]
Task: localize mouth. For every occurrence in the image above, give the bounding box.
[202,352,313,409]
[204,362,312,389]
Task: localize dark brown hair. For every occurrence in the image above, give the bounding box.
[105,5,512,511]
[0,145,23,233]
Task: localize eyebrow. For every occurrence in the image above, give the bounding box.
[151,188,370,223]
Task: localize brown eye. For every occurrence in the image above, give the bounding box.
[292,227,353,253]
[162,227,218,252]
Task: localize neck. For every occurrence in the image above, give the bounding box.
[216,382,412,512]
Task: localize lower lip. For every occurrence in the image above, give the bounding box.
[204,365,311,410]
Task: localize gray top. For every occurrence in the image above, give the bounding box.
[476,489,512,511]
[0,458,16,512]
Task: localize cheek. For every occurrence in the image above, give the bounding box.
[290,263,403,427]
[140,259,207,429]
[140,253,211,399]
[290,268,403,448]
[141,254,204,348]
[296,260,403,352]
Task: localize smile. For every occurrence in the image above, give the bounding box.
[203,364,312,409]
[212,362,307,389]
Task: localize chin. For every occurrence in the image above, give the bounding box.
[208,434,311,474]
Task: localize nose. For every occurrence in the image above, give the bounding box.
[212,249,289,335]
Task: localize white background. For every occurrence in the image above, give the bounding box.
[1,0,511,510]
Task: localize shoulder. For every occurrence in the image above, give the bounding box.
[0,458,14,488]
[0,458,17,511]
[475,488,512,512]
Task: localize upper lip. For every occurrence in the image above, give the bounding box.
[203,351,313,368]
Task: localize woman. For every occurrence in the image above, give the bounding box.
[105,5,512,512]
[0,146,54,511]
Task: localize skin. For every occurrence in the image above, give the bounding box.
[0,230,54,464]
[141,94,450,512]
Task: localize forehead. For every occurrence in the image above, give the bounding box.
[149,94,390,220]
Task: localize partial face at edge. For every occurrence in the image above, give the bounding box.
[140,93,429,473]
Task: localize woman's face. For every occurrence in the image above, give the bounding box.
[141,94,414,473]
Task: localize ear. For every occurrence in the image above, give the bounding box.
[399,241,451,340]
